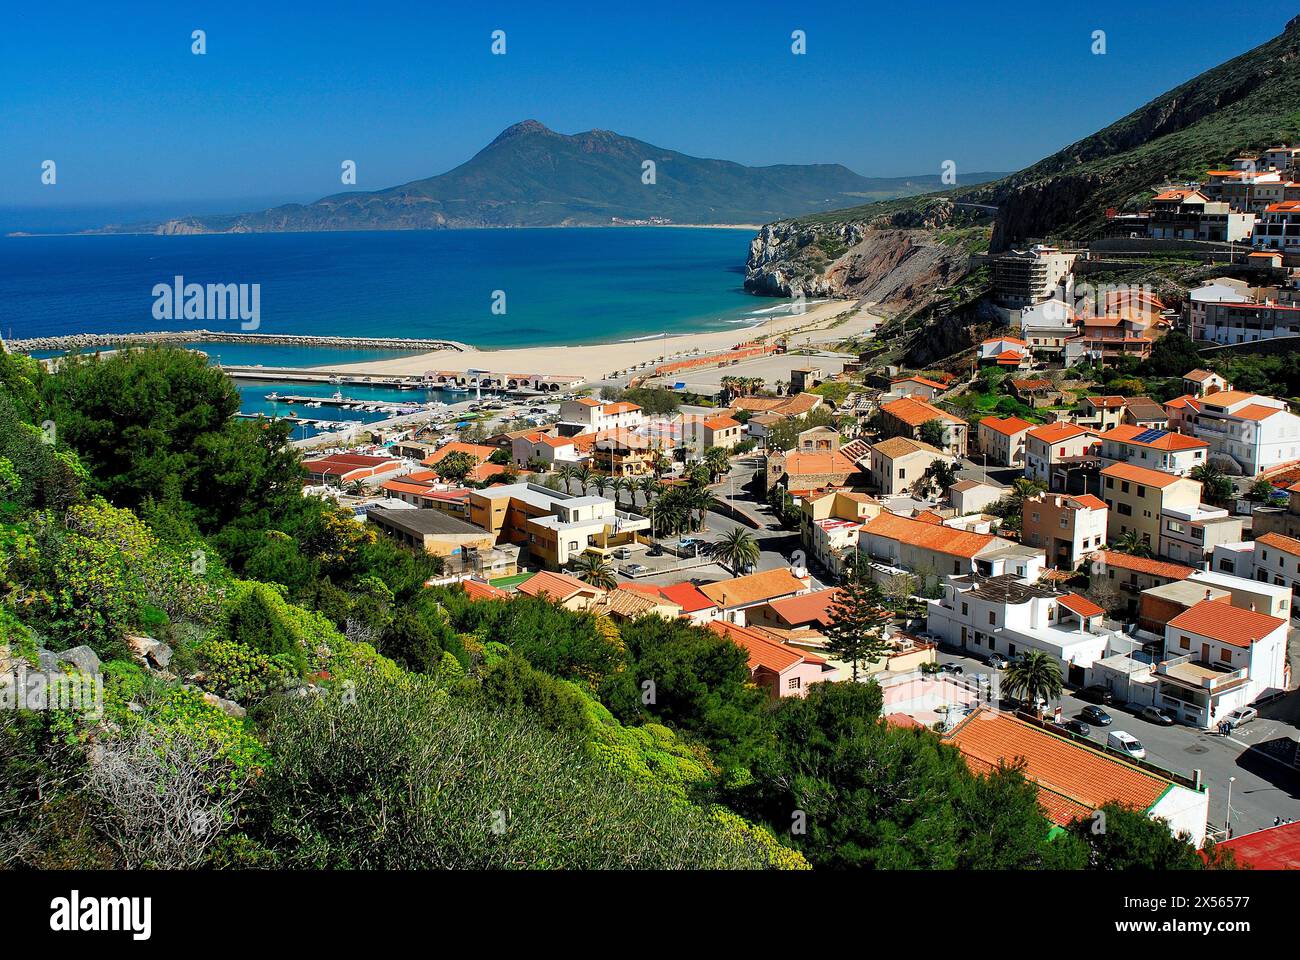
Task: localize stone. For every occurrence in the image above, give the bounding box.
[56,646,101,675]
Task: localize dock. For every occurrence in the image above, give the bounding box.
[7,330,469,353]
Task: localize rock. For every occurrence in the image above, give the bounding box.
[56,646,101,674]
[36,648,60,672]
[201,691,246,719]
[126,635,173,670]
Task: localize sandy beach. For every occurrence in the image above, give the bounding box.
[314,298,865,381]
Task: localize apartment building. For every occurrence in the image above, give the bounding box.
[1187,278,1254,340]
[1100,463,1201,555]
[800,490,882,577]
[977,415,1033,467]
[991,244,1077,309]
[1097,424,1208,476]
[868,436,953,496]
[1018,299,1079,356]
[1024,422,1098,487]
[1020,492,1108,570]
[511,431,583,468]
[1076,395,1127,433]
[1160,503,1243,567]
[1148,188,1255,241]
[556,396,644,435]
[1190,390,1300,475]
[1211,531,1300,596]
[1199,299,1300,345]
[978,335,1030,368]
[858,511,1045,584]
[1253,199,1300,250]
[877,396,968,456]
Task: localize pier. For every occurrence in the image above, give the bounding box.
[7,330,470,353]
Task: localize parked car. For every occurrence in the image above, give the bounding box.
[985,653,1009,669]
[1063,719,1092,736]
[1078,685,1114,705]
[1138,706,1175,726]
[939,663,964,675]
[1225,707,1259,729]
[1081,706,1112,726]
[621,563,649,576]
[612,547,632,560]
[1107,730,1147,760]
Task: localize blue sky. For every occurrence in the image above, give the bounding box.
[0,0,1291,210]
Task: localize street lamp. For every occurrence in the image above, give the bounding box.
[1226,776,1236,837]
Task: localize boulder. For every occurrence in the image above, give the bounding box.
[126,635,174,670]
[56,646,101,675]
[201,691,246,719]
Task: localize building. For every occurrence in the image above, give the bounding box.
[888,375,948,400]
[1253,199,1300,250]
[858,512,1045,584]
[1024,422,1099,488]
[588,586,683,622]
[1100,463,1201,555]
[977,416,1034,467]
[556,397,644,435]
[1137,579,1231,636]
[367,507,518,578]
[747,588,840,633]
[511,431,582,469]
[1089,551,1195,612]
[1159,599,1288,728]
[1190,389,1300,476]
[516,570,605,610]
[1148,188,1254,242]
[620,581,719,625]
[467,482,649,570]
[991,245,1077,309]
[1018,299,1080,357]
[302,453,402,486]
[800,490,882,577]
[1076,396,1127,433]
[1182,369,1231,398]
[708,620,839,698]
[1163,396,1202,433]
[698,567,812,626]
[1211,531,1300,596]
[1187,278,1254,340]
[867,436,953,496]
[1217,821,1300,869]
[949,478,1007,515]
[978,335,1030,368]
[927,574,1120,678]
[1252,480,1300,539]
[1097,424,1208,476]
[877,396,968,456]
[1159,503,1243,567]
[943,709,1208,846]
[1121,397,1169,430]
[586,428,672,478]
[1020,492,1108,570]
[766,447,862,498]
[1199,298,1300,345]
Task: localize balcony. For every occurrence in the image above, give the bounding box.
[1156,654,1249,693]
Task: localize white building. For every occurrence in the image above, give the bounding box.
[1097,424,1209,476]
[1190,390,1300,476]
[1211,531,1300,595]
[556,397,645,435]
[1187,279,1253,341]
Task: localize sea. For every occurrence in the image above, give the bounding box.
[0,226,790,435]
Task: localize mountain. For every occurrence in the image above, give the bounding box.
[92,120,1006,234]
[746,16,1300,304]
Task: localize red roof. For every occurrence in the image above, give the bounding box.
[1027,422,1093,445]
[1068,494,1108,511]
[461,579,510,601]
[708,620,825,674]
[1257,532,1300,556]
[1100,424,1207,452]
[1091,550,1195,580]
[1218,821,1300,869]
[763,588,840,628]
[620,580,717,614]
[517,570,599,602]
[1168,599,1285,648]
[1101,462,1187,488]
[1059,593,1105,619]
[979,415,1034,437]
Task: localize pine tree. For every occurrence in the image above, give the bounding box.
[824,561,893,682]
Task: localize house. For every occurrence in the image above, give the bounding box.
[1089,550,1196,614]
[1159,599,1288,728]
[1189,390,1300,476]
[1024,422,1099,488]
[467,482,650,570]
[1187,278,1254,340]
[1211,531,1300,596]
[943,709,1208,846]
[380,477,474,516]
[888,375,948,400]
[302,453,402,486]
[978,336,1031,369]
[1100,463,1202,556]
[423,441,498,474]
[1183,369,1231,398]
[1199,299,1300,346]
[699,413,745,451]
[948,478,1007,515]
[877,396,968,456]
[1148,187,1253,242]
[1159,503,1243,567]
[1253,199,1300,251]
[1120,397,1169,430]
[1252,480,1300,540]
[766,447,861,498]
[620,581,719,624]
[1076,396,1127,433]
[516,570,605,610]
[460,579,511,602]
[1020,493,1108,570]
[1097,424,1208,476]
[511,431,582,469]
[698,567,812,626]
[867,436,954,496]
[1136,579,1232,636]
[800,490,882,576]
[556,397,644,435]
[588,586,683,622]
[708,620,839,698]
[927,573,1120,679]
[977,415,1034,467]
[858,511,1045,584]
[1018,299,1079,357]
[747,588,840,633]
[586,428,673,478]
[1163,395,1202,433]
[367,507,519,579]
[991,245,1077,309]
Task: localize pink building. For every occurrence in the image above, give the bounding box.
[709,620,839,698]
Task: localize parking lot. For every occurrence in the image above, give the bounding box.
[932,646,1300,839]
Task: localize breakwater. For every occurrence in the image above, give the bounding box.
[8,330,469,353]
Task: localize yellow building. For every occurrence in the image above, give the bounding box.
[1099,463,1201,556]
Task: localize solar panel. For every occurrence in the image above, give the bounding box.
[1133,429,1168,444]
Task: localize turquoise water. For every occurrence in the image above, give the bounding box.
[1,227,778,350]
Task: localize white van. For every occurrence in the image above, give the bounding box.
[1107,730,1146,760]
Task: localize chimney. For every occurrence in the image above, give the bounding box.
[1193,768,1203,791]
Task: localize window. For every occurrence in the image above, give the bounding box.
[787,677,801,690]
[1219,648,1232,664]
[961,602,968,615]
[988,611,997,625]
[1180,635,1190,650]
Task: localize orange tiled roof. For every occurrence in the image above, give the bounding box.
[703,414,741,430]
[1100,424,1207,451]
[423,442,497,467]
[979,415,1034,437]
[517,570,600,602]
[601,401,642,415]
[461,579,511,601]
[782,450,858,477]
[1059,593,1105,619]
[982,336,1027,347]
[1100,462,1187,488]
[872,436,945,459]
[1090,550,1195,580]
[1165,395,1202,412]
[861,511,994,559]
[892,375,948,391]
[1233,403,1284,422]
[1168,598,1285,648]
[698,568,808,608]
[1198,390,1260,408]
[708,620,825,674]
[1067,494,1108,511]
[763,588,841,628]
[880,396,965,428]
[945,710,1171,827]
[1027,422,1093,444]
[1256,531,1300,557]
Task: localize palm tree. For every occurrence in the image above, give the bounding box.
[575,464,594,496]
[1003,650,1063,715]
[1190,463,1233,507]
[573,552,617,590]
[557,463,576,494]
[687,487,718,531]
[1113,529,1153,558]
[611,476,629,510]
[638,475,662,507]
[594,474,612,499]
[651,447,672,479]
[714,527,760,573]
[704,446,731,482]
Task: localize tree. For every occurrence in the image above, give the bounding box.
[436,451,476,484]
[575,464,595,495]
[823,563,892,682]
[918,418,948,449]
[913,457,959,499]
[689,487,718,532]
[1191,463,1234,507]
[1147,331,1204,378]
[713,527,759,573]
[1112,529,1153,558]
[1247,478,1276,503]
[1003,649,1062,712]
[703,446,731,482]
[1068,802,1232,870]
[573,552,617,590]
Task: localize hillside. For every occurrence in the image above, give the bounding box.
[95,121,1005,234]
[745,16,1300,331]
